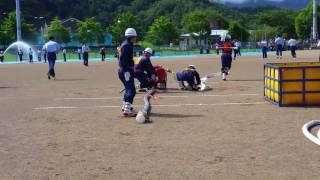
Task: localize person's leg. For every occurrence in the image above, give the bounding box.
[135,72,151,89]
[119,70,136,114]
[238,47,241,56]
[63,54,66,62]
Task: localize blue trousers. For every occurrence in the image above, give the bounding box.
[276,45,283,57]
[221,53,232,72]
[176,72,195,87]
[262,47,268,58]
[48,52,56,77]
[290,46,297,58]
[135,72,152,89]
[118,69,136,104]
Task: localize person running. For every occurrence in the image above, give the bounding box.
[134,48,157,91]
[218,34,234,81]
[118,28,138,117]
[275,36,285,59]
[82,44,90,66]
[100,46,106,61]
[42,36,60,80]
[77,48,82,60]
[0,51,4,63]
[63,48,67,62]
[37,49,42,62]
[288,38,297,60]
[28,48,33,63]
[261,39,268,60]
[18,49,23,62]
[176,65,201,91]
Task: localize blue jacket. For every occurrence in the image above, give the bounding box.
[118,40,134,71]
[176,69,201,85]
[134,56,155,77]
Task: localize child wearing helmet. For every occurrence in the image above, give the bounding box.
[118,28,138,117]
[134,48,157,91]
[176,65,201,91]
[218,34,234,81]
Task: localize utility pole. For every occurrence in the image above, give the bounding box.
[313,0,318,40]
[15,0,22,41]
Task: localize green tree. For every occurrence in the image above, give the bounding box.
[207,10,229,29]
[295,1,320,39]
[147,16,178,45]
[256,9,297,39]
[228,21,250,41]
[47,17,70,44]
[0,11,33,45]
[78,18,104,44]
[182,11,211,41]
[107,12,139,44]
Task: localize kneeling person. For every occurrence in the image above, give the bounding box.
[134,48,157,90]
[176,65,201,91]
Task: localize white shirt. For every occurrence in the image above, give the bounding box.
[261,40,268,47]
[275,37,285,46]
[29,50,33,55]
[288,39,297,47]
[42,40,60,53]
[235,41,241,47]
[63,49,67,54]
[82,45,90,53]
[77,49,82,53]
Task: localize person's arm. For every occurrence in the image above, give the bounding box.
[144,59,156,78]
[194,71,201,85]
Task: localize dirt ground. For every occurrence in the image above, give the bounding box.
[0,50,319,180]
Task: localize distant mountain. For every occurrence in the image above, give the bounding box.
[210,0,310,9]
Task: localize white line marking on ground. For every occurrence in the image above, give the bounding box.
[34,102,266,110]
[55,93,259,100]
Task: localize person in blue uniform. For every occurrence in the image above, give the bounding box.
[176,65,201,91]
[118,28,138,117]
[134,48,157,91]
[218,34,234,81]
[42,36,60,80]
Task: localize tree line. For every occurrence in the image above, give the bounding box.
[0,0,318,46]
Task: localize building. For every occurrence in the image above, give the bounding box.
[179,30,228,50]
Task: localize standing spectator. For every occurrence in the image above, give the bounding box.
[100,46,106,61]
[235,40,241,56]
[275,36,285,59]
[288,38,297,60]
[0,51,4,63]
[63,48,67,62]
[270,39,275,51]
[37,49,42,62]
[77,48,82,60]
[18,49,23,62]
[261,39,268,60]
[82,44,90,66]
[42,36,60,80]
[29,48,33,63]
[215,42,220,55]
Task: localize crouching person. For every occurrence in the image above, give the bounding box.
[176,65,201,91]
[134,48,157,91]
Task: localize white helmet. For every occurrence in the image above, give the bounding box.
[143,48,153,55]
[188,65,196,70]
[125,28,137,37]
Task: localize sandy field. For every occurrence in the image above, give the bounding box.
[0,50,319,180]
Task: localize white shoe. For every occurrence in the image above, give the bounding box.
[222,73,226,81]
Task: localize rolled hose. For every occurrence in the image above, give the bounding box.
[302,120,320,146]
